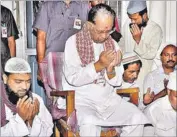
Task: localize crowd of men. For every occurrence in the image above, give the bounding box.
[1,1,176,137]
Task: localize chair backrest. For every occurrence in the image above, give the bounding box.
[116,87,139,105]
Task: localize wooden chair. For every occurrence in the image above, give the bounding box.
[50,87,139,137]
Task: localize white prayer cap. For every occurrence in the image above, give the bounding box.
[127,1,147,14]
[4,57,31,73]
[157,43,177,59]
[122,52,140,65]
[167,71,176,91]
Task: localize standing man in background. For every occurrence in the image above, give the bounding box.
[33,1,89,64]
[1,5,19,73]
[32,0,90,110]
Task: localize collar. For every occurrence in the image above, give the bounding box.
[121,80,137,88]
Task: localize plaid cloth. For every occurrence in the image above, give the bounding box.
[39,52,78,133]
[76,23,115,66]
[39,52,64,98]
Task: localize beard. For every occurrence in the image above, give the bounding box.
[138,17,147,28]
[5,84,29,105]
[129,18,147,30]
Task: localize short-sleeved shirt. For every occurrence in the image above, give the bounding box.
[1,5,19,71]
[33,1,90,55]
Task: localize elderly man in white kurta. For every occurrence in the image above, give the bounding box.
[60,4,149,137]
[119,1,163,97]
[1,57,53,136]
[143,44,177,106]
[144,71,177,137]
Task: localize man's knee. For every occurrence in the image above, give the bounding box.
[79,124,101,137]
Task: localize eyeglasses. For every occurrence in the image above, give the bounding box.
[93,25,115,35]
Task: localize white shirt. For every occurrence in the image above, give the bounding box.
[144,96,176,137]
[144,66,169,95]
[59,34,149,127]
[1,93,53,137]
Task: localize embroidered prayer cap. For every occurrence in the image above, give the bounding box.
[122,52,140,65]
[127,1,147,14]
[4,57,31,73]
[167,71,177,91]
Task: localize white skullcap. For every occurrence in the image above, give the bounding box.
[4,57,31,73]
[156,43,177,60]
[127,1,147,14]
[122,52,140,65]
[167,71,176,91]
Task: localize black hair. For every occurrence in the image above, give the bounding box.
[4,72,11,77]
[123,60,142,70]
[88,3,116,24]
[160,44,177,56]
[139,8,147,16]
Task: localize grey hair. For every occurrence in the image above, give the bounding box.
[88,3,116,24]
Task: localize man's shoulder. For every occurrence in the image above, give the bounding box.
[1,5,12,16]
[32,93,43,102]
[146,67,163,78]
[147,20,162,32]
[65,34,77,49]
[67,33,76,42]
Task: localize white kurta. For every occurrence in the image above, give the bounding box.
[119,19,163,99]
[61,34,150,136]
[144,96,176,137]
[1,93,53,137]
[143,66,169,95]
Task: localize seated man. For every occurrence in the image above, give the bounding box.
[60,4,149,136]
[143,44,177,106]
[115,52,142,102]
[144,71,176,136]
[1,57,53,136]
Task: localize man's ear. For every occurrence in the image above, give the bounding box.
[2,74,8,84]
[143,13,147,20]
[86,21,94,30]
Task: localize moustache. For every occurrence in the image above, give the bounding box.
[167,60,175,63]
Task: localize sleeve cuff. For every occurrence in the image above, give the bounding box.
[87,62,100,80]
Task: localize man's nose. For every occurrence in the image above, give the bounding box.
[131,20,135,24]
[133,72,138,79]
[21,82,28,89]
[169,55,174,60]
